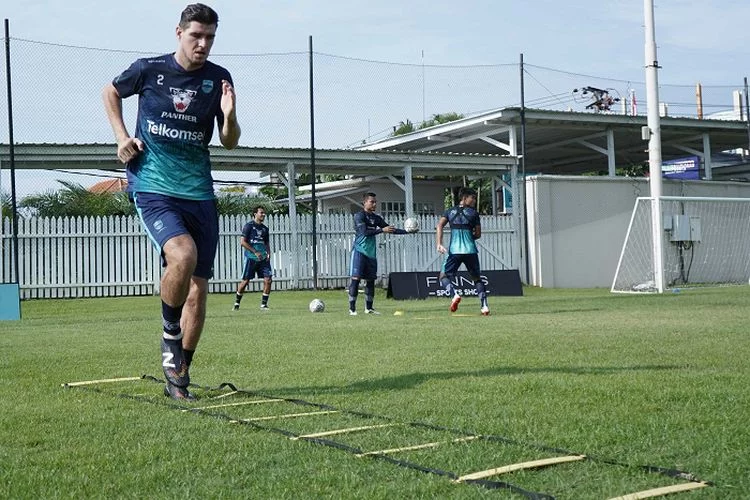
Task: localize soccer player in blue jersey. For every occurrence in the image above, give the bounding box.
[348,192,417,315]
[233,207,273,311]
[102,3,241,400]
[436,187,490,316]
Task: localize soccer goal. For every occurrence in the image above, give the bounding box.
[612,196,750,293]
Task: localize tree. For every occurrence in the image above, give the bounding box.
[17,181,282,218]
[444,178,496,215]
[615,162,648,177]
[392,119,416,136]
[215,192,278,216]
[1,191,13,219]
[20,180,135,217]
[419,112,464,129]
[391,113,464,137]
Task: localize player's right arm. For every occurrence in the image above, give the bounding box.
[102,83,143,164]
[376,214,402,234]
[436,216,449,254]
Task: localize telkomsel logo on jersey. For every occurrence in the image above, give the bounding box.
[146,120,205,142]
[170,87,197,113]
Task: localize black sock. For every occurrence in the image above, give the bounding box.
[161,301,183,336]
[365,280,375,310]
[184,349,195,367]
[261,294,269,306]
[348,279,359,311]
[235,293,243,304]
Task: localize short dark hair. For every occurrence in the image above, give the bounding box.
[253,206,266,215]
[459,187,477,199]
[363,192,377,201]
[179,3,219,29]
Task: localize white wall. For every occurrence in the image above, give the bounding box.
[525,175,750,288]
[318,179,448,215]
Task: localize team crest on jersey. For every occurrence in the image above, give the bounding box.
[201,79,214,93]
[170,87,197,113]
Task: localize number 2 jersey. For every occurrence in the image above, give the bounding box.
[112,53,232,201]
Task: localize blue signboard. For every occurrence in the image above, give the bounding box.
[663,156,700,180]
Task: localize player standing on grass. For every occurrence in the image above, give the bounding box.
[348,192,417,315]
[436,187,490,316]
[102,3,241,400]
[233,206,273,310]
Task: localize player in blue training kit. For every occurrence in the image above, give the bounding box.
[233,206,273,310]
[348,192,418,315]
[436,187,490,316]
[103,3,241,400]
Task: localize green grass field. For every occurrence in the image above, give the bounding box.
[1,286,748,499]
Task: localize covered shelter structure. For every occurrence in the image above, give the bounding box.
[0,143,518,218]
[358,107,750,178]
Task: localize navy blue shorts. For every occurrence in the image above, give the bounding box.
[133,192,219,280]
[242,257,273,280]
[442,253,481,279]
[350,249,377,280]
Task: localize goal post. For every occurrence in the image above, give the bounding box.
[612,196,750,293]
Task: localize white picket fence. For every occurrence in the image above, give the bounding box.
[1,214,517,299]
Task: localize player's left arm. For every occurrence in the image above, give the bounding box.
[263,228,271,261]
[219,79,241,149]
[472,214,482,240]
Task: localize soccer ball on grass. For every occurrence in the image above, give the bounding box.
[404,217,419,233]
[309,298,325,313]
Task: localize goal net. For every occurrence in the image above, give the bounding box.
[612,196,750,293]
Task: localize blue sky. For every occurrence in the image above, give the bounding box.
[5,0,748,83]
[2,0,749,197]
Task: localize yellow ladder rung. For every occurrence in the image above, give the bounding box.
[186,399,284,411]
[212,391,239,399]
[606,481,709,500]
[456,454,587,482]
[293,423,400,440]
[357,435,481,457]
[233,410,339,422]
[62,376,142,387]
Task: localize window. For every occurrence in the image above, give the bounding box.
[381,201,434,218]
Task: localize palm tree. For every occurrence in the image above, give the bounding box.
[391,113,464,137]
[20,180,135,217]
[392,119,416,136]
[419,112,464,129]
[215,192,278,215]
[19,181,284,217]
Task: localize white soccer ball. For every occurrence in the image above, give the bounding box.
[309,298,325,313]
[404,217,419,233]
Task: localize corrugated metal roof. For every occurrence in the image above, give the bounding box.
[357,107,750,174]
